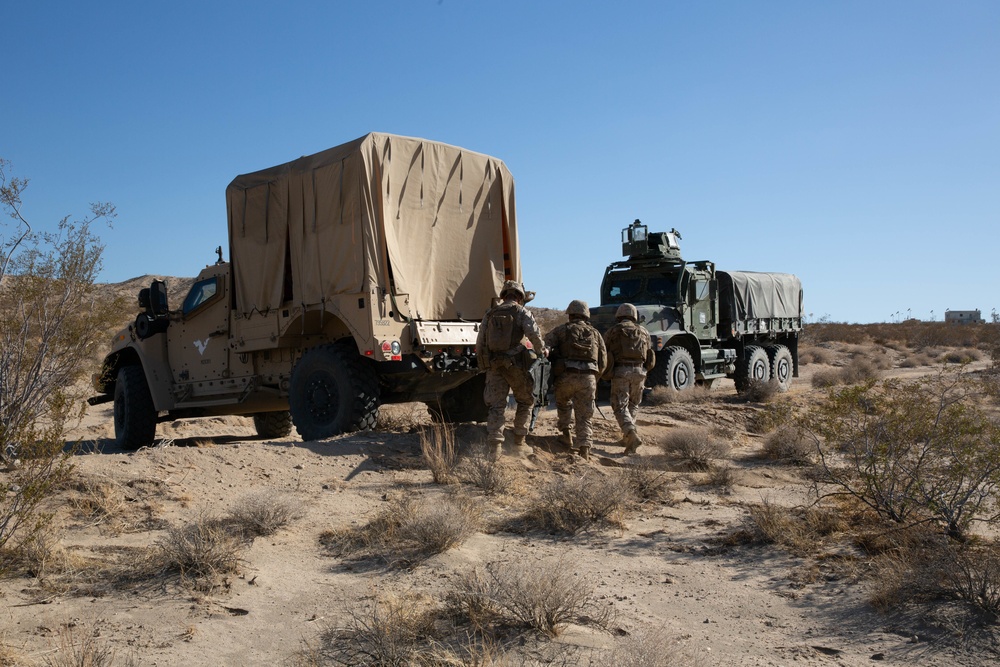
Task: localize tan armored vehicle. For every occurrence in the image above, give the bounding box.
[90,133,520,448]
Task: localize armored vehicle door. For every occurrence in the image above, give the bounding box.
[685,267,718,341]
[166,268,232,391]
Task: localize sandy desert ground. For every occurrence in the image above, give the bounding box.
[1,342,998,666]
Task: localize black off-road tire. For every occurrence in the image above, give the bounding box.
[766,345,794,392]
[113,365,157,451]
[735,345,770,393]
[288,344,380,441]
[427,374,489,423]
[659,346,695,391]
[253,411,293,439]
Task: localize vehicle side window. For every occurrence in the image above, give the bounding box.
[182,277,219,316]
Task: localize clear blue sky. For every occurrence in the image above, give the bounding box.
[3,1,998,324]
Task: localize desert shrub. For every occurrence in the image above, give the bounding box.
[804,369,1000,539]
[156,513,245,587]
[449,560,612,637]
[760,425,814,465]
[324,495,480,565]
[458,442,514,496]
[522,473,628,534]
[42,624,137,667]
[940,349,982,364]
[703,463,739,492]
[227,490,302,537]
[740,379,780,403]
[810,357,882,389]
[619,460,673,504]
[746,400,795,435]
[735,500,846,555]
[943,539,1000,617]
[659,427,730,471]
[643,385,712,406]
[897,351,935,368]
[594,630,698,667]
[375,403,425,432]
[420,423,460,484]
[318,592,440,667]
[798,345,835,366]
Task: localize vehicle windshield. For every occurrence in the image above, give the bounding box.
[605,277,642,303]
[647,276,678,303]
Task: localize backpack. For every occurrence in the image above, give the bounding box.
[486,304,521,352]
[616,322,647,362]
[561,321,600,363]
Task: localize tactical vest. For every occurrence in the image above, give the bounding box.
[616,322,648,362]
[560,320,600,364]
[485,303,521,352]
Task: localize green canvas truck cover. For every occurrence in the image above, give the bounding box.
[226,133,519,321]
[717,271,803,322]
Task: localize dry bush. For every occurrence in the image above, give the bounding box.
[897,351,935,368]
[324,495,480,565]
[659,426,730,471]
[375,403,425,432]
[420,423,460,484]
[810,357,882,388]
[733,500,847,555]
[449,560,613,637]
[317,592,440,667]
[522,473,628,535]
[760,425,814,465]
[156,513,245,588]
[619,460,674,504]
[643,385,712,406]
[227,490,302,538]
[746,400,795,435]
[940,349,982,364]
[740,379,780,403]
[459,442,514,496]
[703,463,738,492]
[799,345,835,366]
[41,624,137,667]
[595,630,701,667]
[943,539,1000,617]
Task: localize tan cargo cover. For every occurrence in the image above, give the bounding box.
[226,133,519,321]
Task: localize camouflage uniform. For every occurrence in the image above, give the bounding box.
[475,283,545,457]
[602,304,655,454]
[544,301,607,460]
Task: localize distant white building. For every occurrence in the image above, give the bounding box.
[944,309,985,324]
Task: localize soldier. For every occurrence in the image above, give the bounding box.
[602,303,655,455]
[544,300,607,461]
[475,280,547,458]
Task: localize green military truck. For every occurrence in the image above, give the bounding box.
[589,220,803,393]
[90,133,519,448]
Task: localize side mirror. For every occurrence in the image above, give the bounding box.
[150,280,169,316]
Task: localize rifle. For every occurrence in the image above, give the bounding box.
[528,356,552,432]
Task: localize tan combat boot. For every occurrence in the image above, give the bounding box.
[623,429,641,455]
[513,433,533,457]
[557,428,573,449]
[577,445,591,461]
[488,438,504,460]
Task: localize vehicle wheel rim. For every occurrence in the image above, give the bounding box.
[307,375,339,422]
[775,358,790,383]
[673,363,690,388]
[752,359,768,381]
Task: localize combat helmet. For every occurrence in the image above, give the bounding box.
[615,303,638,321]
[500,280,525,301]
[566,299,590,319]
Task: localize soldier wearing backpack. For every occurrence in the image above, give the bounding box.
[602,303,655,454]
[544,300,607,461]
[475,280,547,458]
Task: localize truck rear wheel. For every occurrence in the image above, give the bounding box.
[766,345,794,392]
[253,411,293,438]
[113,365,157,451]
[735,345,770,392]
[427,374,489,423]
[289,344,380,441]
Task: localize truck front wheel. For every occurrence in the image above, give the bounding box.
[289,344,380,441]
[735,345,770,393]
[253,411,293,439]
[113,365,157,451]
[766,345,794,392]
[647,347,695,391]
